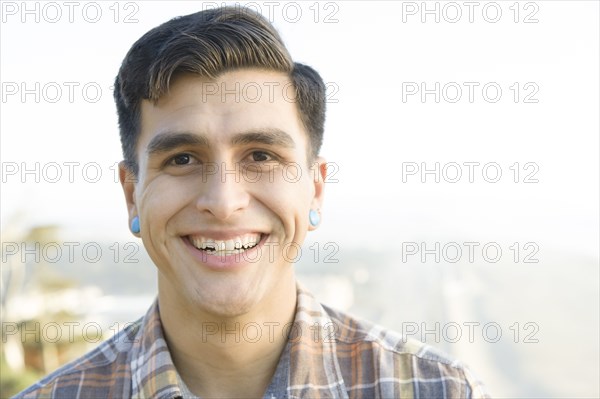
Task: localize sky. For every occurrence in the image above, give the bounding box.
[1,1,599,260]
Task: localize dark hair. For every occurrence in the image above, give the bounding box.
[113,6,326,176]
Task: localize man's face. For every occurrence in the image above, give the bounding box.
[120,69,324,317]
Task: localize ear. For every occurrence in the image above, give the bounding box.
[119,161,139,236]
[308,156,327,231]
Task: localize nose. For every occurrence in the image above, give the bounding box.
[195,162,250,220]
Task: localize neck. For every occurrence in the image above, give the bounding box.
[158,274,297,399]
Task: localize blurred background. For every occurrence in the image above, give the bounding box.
[1,1,598,397]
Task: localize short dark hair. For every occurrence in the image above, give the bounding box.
[113,6,326,176]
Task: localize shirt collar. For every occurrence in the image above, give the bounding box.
[286,283,349,398]
[129,300,181,399]
[128,283,349,399]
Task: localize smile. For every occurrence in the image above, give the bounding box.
[186,233,264,255]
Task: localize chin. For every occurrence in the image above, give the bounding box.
[189,283,262,317]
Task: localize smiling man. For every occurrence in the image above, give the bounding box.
[15,6,489,399]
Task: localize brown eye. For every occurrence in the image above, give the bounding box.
[171,154,191,165]
[169,154,194,166]
[251,151,271,162]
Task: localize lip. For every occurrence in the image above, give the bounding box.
[182,233,269,271]
[185,229,266,241]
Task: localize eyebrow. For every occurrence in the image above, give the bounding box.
[146,128,295,156]
[231,128,295,149]
[146,133,208,155]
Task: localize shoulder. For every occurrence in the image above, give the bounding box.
[323,305,491,399]
[12,320,141,399]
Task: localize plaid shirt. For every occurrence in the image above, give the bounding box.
[15,284,490,399]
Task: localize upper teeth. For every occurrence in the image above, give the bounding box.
[190,233,261,251]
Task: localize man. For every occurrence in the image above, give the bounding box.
[16,6,489,399]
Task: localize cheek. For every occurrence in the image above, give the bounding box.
[248,170,313,223]
[137,178,197,231]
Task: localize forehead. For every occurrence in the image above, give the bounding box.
[138,69,307,150]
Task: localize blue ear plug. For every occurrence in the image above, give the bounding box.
[309,209,320,227]
[131,216,140,234]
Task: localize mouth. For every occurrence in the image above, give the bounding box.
[185,232,266,256]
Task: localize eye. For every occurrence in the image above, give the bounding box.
[169,153,195,166]
[250,151,273,162]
